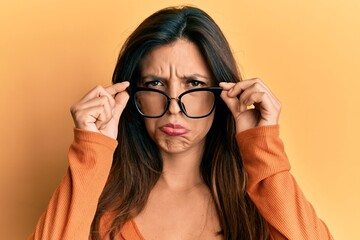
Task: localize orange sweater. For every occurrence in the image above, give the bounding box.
[29,125,333,239]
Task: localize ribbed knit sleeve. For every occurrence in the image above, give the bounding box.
[29,129,118,240]
[237,125,333,240]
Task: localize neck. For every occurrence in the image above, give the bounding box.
[159,146,205,192]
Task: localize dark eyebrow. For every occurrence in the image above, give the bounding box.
[140,74,210,83]
[141,73,209,80]
[140,75,166,81]
[183,74,209,80]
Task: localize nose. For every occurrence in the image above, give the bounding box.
[167,97,182,115]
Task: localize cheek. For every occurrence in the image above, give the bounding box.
[188,114,215,142]
[206,113,214,134]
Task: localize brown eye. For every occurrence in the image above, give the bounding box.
[144,80,164,88]
[188,79,205,87]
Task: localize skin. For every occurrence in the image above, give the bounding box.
[138,39,216,191]
[70,82,130,140]
[70,39,281,239]
[219,79,281,133]
[134,39,221,239]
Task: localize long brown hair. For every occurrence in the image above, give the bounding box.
[91,6,269,239]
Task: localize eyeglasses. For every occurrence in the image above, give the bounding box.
[127,87,222,118]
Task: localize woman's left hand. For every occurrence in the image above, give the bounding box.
[219,78,281,133]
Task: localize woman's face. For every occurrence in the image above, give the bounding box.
[139,39,215,156]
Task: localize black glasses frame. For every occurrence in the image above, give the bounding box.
[127,87,223,118]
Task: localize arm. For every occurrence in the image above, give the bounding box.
[237,125,333,239]
[220,78,333,239]
[29,82,129,239]
[29,129,117,240]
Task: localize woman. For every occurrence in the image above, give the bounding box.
[30,6,333,240]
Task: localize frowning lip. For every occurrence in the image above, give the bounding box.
[159,123,190,136]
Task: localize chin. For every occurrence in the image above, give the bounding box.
[157,137,189,154]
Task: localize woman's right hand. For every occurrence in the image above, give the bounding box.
[70,81,130,140]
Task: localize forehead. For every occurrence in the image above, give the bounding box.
[140,39,211,78]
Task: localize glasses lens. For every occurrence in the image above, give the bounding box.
[134,90,168,117]
[181,90,215,117]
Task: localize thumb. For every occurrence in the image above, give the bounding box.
[220,90,241,116]
[112,90,130,123]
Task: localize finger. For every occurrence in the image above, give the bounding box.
[238,83,267,107]
[245,78,280,104]
[242,92,267,108]
[84,105,108,129]
[95,100,113,130]
[78,85,111,104]
[73,95,113,114]
[240,91,279,120]
[219,81,254,98]
[78,82,129,106]
[112,90,130,122]
[71,95,113,126]
[72,97,113,127]
[240,80,281,113]
[220,89,242,116]
[73,105,107,130]
[220,82,256,114]
[219,82,236,90]
[221,79,281,110]
[246,92,280,125]
[220,78,274,99]
[105,81,130,96]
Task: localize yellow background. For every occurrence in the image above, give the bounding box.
[1,0,359,239]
